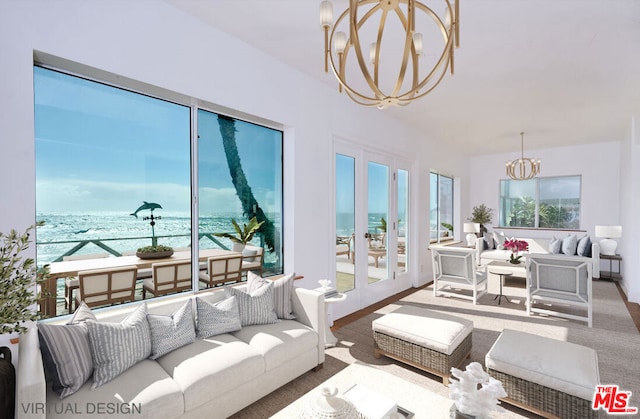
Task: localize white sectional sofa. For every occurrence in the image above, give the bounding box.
[475,232,601,278]
[17,283,326,419]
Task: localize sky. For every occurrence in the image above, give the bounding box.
[34,66,282,216]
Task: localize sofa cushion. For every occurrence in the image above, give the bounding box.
[231,320,318,371]
[485,329,599,401]
[195,295,241,338]
[247,272,296,320]
[548,236,562,254]
[87,303,152,388]
[147,299,196,360]
[156,334,264,412]
[577,235,592,257]
[45,359,184,419]
[562,234,578,255]
[225,283,278,326]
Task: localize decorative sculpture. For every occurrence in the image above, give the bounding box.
[449,362,507,418]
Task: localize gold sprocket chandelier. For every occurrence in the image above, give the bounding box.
[320,0,459,109]
[505,132,541,180]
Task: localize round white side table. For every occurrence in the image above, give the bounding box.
[318,291,347,348]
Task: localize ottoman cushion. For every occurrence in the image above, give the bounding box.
[485,329,599,401]
[372,306,473,355]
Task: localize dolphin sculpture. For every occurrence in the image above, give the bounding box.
[130,201,162,218]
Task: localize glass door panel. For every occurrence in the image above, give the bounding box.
[335,154,355,293]
[367,161,389,283]
[397,169,409,273]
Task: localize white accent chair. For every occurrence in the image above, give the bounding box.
[526,253,593,327]
[430,246,488,304]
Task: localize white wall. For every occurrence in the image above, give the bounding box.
[0,0,471,337]
[619,117,640,303]
[469,141,621,236]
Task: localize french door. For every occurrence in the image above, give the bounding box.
[333,142,411,318]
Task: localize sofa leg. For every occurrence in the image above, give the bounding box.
[313,363,324,372]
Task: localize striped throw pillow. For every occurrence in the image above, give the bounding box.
[247,272,296,320]
[225,283,278,326]
[147,300,196,359]
[86,303,151,388]
[38,303,96,399]
[195,296,242,338]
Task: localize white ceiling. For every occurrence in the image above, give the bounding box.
[165,0,640,156]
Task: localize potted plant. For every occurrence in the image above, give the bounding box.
[1,223,48,336]
[468,204,494,236]
[136,244,174,260]
[214,217,264,252]
[441,222,454,237]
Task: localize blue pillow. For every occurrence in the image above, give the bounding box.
[577,235,592,257]
[548,236,562,254]
[561,234,578,255]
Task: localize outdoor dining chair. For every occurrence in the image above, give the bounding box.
[143,259,192,299]
[76,265,138,309]
[199,253,243,288]
[63,252,110,313]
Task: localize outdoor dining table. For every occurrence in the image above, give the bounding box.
[43,248,236,317]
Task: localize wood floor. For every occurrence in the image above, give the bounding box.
[332,280,640,333]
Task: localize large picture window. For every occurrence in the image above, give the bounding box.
[499,175,581,229]
[430,172,454,242]
[34,65,283,317]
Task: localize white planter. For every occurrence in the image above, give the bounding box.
[232,243,245,253]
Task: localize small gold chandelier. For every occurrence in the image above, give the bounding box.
[506,132,541,180]
[320,0,459,109]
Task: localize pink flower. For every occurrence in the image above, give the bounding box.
[503,239,529,253]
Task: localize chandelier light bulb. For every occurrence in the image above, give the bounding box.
[319,1,333,28]
[412,33,423,55]
[334,31,347,54]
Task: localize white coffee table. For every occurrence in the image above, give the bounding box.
[271,362,452,418]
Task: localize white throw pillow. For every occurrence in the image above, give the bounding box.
[548,236,562,254]
[561,234,578,255]
[225,283,278,326]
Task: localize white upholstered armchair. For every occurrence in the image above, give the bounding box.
[430,246,488,304]
[526,253,593,327]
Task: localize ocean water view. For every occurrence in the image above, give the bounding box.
[35,211,272,266]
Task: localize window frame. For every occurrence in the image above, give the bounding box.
[498,175,582,230]
[33,57,286,317]
[429,171,455,244]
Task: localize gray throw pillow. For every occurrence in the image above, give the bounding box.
[483,232,495,250]
[195,296,242,338]
[577,235,592,257]
[242,248,258,262]
[247,272,296,320]
[38,302,96,399]
[548,236,562,254]
[86,303,151,388]
[147,300,196,359]
[225,283,278,326]
[561,234,578,255]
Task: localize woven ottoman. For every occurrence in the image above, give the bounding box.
[486,329,600,419]
[372,306,473,385]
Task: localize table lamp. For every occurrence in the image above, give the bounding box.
[463,222,480,247]
[595,225,622,256]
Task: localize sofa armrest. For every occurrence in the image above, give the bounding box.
[291,287,326,365]
[591,242,600,278]
[16,327,46,419]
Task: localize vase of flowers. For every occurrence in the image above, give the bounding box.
[503,239,529,264]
